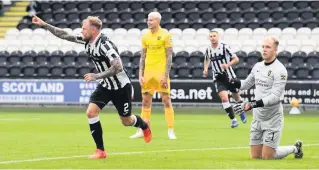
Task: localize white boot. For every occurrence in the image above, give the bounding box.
[129,129,143,139]
[168,129,177,139]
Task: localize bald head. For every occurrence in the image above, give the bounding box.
[147,12,161,30]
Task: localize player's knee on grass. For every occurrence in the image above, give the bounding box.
[161,93,172,108]
[250,145,263,159]
[261,145,276,160]
[261,154,274,160]
[120,116,133,126]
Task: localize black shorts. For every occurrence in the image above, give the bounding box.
[214,80,239,93]
[89,83,132,117]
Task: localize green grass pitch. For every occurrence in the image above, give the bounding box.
[0,107,318,169]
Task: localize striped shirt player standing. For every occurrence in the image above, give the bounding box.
[32,15,152,159]
[203,29,247,128]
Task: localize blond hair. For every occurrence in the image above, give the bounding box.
[265,36,279,47]
[148,12,162,21]
[83,16,102,30]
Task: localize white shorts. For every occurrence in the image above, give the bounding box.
[250,117,283,149]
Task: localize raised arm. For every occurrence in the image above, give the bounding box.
[32,15,84,44]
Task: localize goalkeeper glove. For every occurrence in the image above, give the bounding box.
[233,100,264,114]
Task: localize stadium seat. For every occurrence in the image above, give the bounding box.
[6,40,20,53]
[174,53,188,65]
[285,65,295,79]
[228,40,242,53]
[131,53,140,66]
[8,65,22,78]
[195,28,210,41]
[235,65,250,79]
[237,28,253,40]
[235,50,247,58]
[191,65,204,79]
[77,65,91,77]
[277,51,291,64]
[267,27,281,37]
[22,65,36,78]
[295,66,310,79]
[0,64,8,78]
[241,40,256,53]
[312,28,319,40]
[311,68,319,79]
[77,51,90,66]
[0,40,7,51]
[50,65,64,78]
[223,28,238,41]
[301,39,316,54]
[8,51,22,64]
[189,51,204,64]
[120,51,133,64]
[177,63,191,78]
[285,40,301,54]
[19,28,33,40]
[64,65,79,78]
[20,40,34,53]
[22,51,36,65]
[252,28,267,41]
[291,51,307,66]
[306,51,319,67]
[246,51,262,65]
[48,51,63,65]
[0,51,9,63]
[5,29,19,39]
[181,28,196,41]
[281,27,297,40]
[296,27,312,40]
[101,28,113,37]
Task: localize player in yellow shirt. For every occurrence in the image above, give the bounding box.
[130,12,177,139]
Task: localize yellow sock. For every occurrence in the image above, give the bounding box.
[141,107,151,120]
[164,107,174,129]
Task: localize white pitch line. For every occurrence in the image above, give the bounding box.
[0,118,40,121]
[0,144,318,165]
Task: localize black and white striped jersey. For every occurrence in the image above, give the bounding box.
[75,33,130,90]
[204,41,237,81]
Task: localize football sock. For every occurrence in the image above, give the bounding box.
[222,102,235,119]
[132,115,148,130]
[88,117,104,151]
[165,107,175,129]
[274,146,297,159]
[141,107,151,120]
